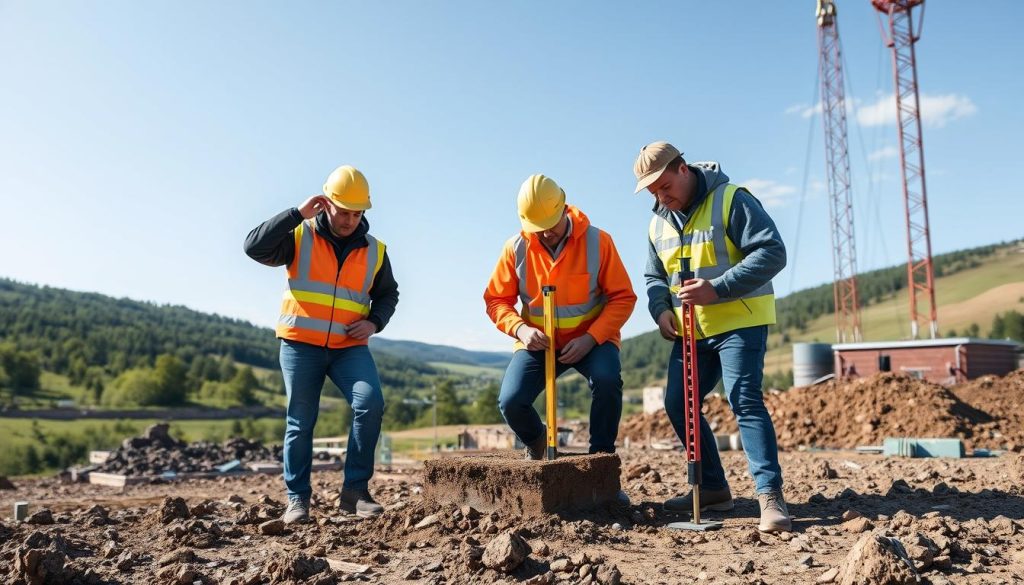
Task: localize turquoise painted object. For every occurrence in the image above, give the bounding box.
[882,437,965,458]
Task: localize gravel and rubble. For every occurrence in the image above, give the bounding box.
[3,449,1023,584]
[94,423,289,476]
[2,370,1022,583]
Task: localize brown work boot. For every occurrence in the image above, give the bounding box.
[757,491,792,532]
[663,487,734,513]
[524,430,546,461]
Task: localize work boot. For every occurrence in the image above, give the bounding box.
[282,495,310,524]
[339,488,384,518]
[757,491,792,533]
[524,430,547,461]
[663,487,735,513]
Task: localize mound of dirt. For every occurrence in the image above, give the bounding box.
[769,372,990,449]
[953,369,1024,450]
[621,372,1009,450]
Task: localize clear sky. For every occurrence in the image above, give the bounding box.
[1,1,1021,351]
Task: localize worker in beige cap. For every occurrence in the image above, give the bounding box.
[633,141,791,532]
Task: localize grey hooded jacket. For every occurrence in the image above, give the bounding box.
[644,162,787,324]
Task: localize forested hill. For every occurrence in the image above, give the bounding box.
[0,279,278,373]
[369,338,511,368]
[0,279,457,406]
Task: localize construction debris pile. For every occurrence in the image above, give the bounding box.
[96,424,286,476]
[623,370,1024,451]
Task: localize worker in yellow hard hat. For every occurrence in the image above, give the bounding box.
[484,174,636,497]
[244,164,399,524]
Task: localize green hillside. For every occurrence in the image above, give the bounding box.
[371,338,511,369]
[0,279,477,410]
[620,240,1024,389]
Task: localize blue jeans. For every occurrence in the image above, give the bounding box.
[498,342,623,453]
[664,325,783,494]
[279,340,384,497]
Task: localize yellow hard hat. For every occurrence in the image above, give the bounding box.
[322,165,371,211]
[517,174,566,232]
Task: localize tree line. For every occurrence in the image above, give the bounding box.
[0,278,492,409]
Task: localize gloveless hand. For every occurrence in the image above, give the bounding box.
[558,333,596,364]
[656,310,679,341]
[515,325,550,351]
[347,320,378,340]
[678,278,719,306]
[297,194,333,219]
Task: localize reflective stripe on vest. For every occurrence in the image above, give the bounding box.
[512,225,605,329]
[277,221,384,346]
[649,184,775,338]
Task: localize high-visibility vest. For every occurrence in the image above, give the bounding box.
[649,183,776,339]
[276,220,385,348]
[512,222,605,349]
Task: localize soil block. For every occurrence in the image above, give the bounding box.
[422,452,621,517]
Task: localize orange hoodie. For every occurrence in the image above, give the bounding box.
[484,205,637,351]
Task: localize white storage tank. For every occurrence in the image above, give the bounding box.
[793,342,833,387]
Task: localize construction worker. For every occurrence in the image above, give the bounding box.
[244,165,399,524]
[485,175,637,470]
[633,142,790,532]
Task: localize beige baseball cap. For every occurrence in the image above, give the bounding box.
[633,141,682,193]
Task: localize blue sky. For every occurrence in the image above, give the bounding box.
[1,1,1021,351]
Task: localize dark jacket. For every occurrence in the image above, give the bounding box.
[244,208,399,333]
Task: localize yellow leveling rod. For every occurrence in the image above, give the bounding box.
[543,285,557,461]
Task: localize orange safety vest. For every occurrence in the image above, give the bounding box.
[276,220,385,348]
[511,207,605,350]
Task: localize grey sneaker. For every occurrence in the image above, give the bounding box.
[757,491,792,533]
[282,495,310,524]
[524,429,547,461]
[664,487,735,513]
[339,488,384,518]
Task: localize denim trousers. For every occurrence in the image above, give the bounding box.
[279,340,384,497]
[498,341,623,453]
[664,325,783,493]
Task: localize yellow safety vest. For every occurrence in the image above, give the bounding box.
[648,183,776,339]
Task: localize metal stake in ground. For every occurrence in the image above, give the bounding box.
[669,274,722,531]
[543,285,558,461]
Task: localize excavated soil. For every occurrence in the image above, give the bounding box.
[624,371,1024,452]
[2,370,1023,583]
[2,450,1023,584]
[953,370,1024,451]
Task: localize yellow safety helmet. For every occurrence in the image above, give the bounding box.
[322,165,371,211]
[517,174,565,232]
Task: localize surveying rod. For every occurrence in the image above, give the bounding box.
[542,286,558,461]
[681,294,703,523]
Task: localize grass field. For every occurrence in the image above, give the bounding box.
[0,418,285,450]
[428,361,504,378]
[764,246,1024,373]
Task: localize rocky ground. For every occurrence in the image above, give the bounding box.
[2,448,1023,584]
[3,371,1023,584]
